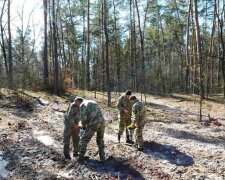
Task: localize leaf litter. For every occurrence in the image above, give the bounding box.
[0,90,225,179]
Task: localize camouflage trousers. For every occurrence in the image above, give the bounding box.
[118,117,131,137]
[79,121,105,161]
[63,123,79,157]
[135,118,145,148]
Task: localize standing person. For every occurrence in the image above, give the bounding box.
[116,90,133,143]
[74,97,105,163]
[129,95,146,151]
[63,99,80,160]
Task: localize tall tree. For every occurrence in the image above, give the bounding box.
[43,0,49,88]
[0,0,8,80]
[185,0,192,93]
[81,6,86,90]
[194,0,204,121]
[216,0,225,99]
[135,0,146,100]
[52,0,59,94]
[86,0,90,90]
[7,0,13,88]
[103,0,111,106]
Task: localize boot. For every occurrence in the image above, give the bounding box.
[137,145,144,151]
[136,144,144,151]
[63,149,71,160]
[73,151,78,157]
[64,153,71,160]
[117,134,121,143]
[126,136,134,144]
[99,148,105,161]
[137,147,144,151]
[77,155,84,164]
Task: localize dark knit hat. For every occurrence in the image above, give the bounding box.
[129,95,137,101]
[125,90,132,95]
[74,97,84,103]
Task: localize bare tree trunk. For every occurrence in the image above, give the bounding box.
[194,0,204,121]
[204,1,209,98]
[103,0,111,107]
[0,0,8,79]
[8,0,13,88]
[81,9,86,89]
[158,10,167,93]
[185,0,192,93]
[135,0,145,100]
[53,0,59,94]
[223,0,225,99]
[216,0,225,99]
[60,20,66,67]
[0,24,8,76]
[133,0,137,92]
[86,0,90,90]
[129,0,134,89]
[101,1,105,92]
[19,6,26,88]
[190,3,195,94]
[48,1,53,86]
[113,0,120,91]
[209,1,217,94]
[43,0,49,88]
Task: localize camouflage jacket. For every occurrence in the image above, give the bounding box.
[64,102,80,127]
[131,100,146,124]
[116,95,132,117]
[79,100,104,127]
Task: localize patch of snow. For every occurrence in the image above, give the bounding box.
[0,152,9,178]
[54,111,64,116]
[103,112,113,121]
[57,169,74,179]
[33,130,46,135]
[39,98,49,105]
[104,134,117,142]
[34,104,46,110]
[207,174,224,180]
[36,135,55,146]
[33,129,63,148]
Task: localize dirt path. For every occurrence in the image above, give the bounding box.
[0,89,225,179]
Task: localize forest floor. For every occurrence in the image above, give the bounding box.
[0,88,225,180]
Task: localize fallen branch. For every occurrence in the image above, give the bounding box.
[52,108,66,113]
[16,90,47,106]
[0,103,17,108]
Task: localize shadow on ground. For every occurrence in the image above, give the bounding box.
[146,102,208,119]
[164,128,225,145]
[143,141,194,166]
[2,137,64,179]
[149,118,188,125]
[85,156,145,180]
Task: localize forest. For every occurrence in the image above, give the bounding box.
[1,0,225,179]
[0,0,225,100]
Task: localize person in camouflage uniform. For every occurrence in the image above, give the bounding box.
[116,90,133,143]
[74,97,105,163]
[129,95,146,151]
[63,99,80,160]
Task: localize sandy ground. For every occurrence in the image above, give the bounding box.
[0,89,225,180]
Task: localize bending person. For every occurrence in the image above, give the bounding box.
[75,97,105,163]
